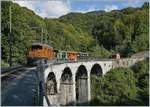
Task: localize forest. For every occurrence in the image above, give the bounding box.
[1,1,149,66]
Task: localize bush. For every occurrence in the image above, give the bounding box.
[90,68,137,106]
[1,60,10,67]
[131,60,149,105]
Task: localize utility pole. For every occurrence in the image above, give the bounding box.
[45,30,47,44]
[9,6,12,67]
[47,33,51,45]
[41,27,43,44]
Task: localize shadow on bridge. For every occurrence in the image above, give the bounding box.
[1,68,38,106]
[60,98,144,106]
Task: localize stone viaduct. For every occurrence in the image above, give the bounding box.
[36,57,147,106]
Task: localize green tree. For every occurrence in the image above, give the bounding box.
[90,68,137,106]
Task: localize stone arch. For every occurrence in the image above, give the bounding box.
[45,72,57,95]
[45,72,59,105]
[90,64,103,100]
[76,65,88,105]
[90,63,103,76]
[59,67,74,105]
[61,67,72,83]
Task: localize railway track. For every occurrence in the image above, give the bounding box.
[1,65,36,78]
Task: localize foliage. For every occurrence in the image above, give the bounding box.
[90,44,110,58]
[90,60,149,106]
[90,68,137,106]
[1,1,44,66]
[1,1,149,66]
[131,59,149,105]
[1,60,9,67]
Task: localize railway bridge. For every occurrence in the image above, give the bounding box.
[1,51,148,106]
[36,57,146,106]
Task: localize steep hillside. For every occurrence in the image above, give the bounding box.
[60,2,149,55]
[1,1,149,66]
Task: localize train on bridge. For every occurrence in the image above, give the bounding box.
[27,43,121,65]
[27,43,89,65]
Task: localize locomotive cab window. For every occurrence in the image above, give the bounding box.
[31,45,42,50]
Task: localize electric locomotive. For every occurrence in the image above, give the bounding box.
[27,43,55,65]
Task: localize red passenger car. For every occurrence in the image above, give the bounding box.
[68,51,77,61]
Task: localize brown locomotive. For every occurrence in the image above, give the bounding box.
[27,43,55,65]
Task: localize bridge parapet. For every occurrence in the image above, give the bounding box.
[112,58,145,68]
[38,57,147,106]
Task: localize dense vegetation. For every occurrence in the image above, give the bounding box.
[1,1,149,66]
[90,59,149,106]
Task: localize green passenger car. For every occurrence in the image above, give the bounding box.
[56,50,68,60]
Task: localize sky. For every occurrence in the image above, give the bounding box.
[13,0,148,18]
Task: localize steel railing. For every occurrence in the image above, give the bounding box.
[1,65,25,77]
